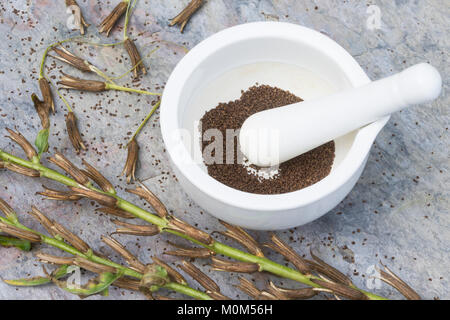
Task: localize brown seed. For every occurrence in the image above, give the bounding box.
[31,93,50,129]
[5,128,38,161]
[98,0,128,36]
[37,185,82,201]
[82,159,115,193]
[0,221,41,242]
[152,257,187,285]
[51,46,92,72]
[48,152,89,185]
[124,38,146,77]
[165,241,213,258]
[307,248,353,286]
[101,236,146,273]
[167,216,214,245]
[5,163,40,177]
[35,252,75,265]
[169,0,204,33]
[121,138,139,183]
[65,0,90,35]
[266,281,317,300]
[178,260,220,293]
[96,207,136,219]
[74,256,117,274]
[218,220,263,257]
[377,264,421,300]
[39,78,54,114]
[65,112,86,152]
[70,186,118,208]
[126,183,167,218]
[58,72,106,92]
[210,257,259,273]
[311,279,368,300]
[111,219,160,236]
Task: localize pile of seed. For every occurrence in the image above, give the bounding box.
[200,85,335,194]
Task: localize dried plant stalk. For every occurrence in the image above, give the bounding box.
[65,112,86,152]
[218,220,263,257]
[211,257,259,273]
[38,78,54,114]
[37,185,82,201]
[169,0,204,33]
[167,216,213,245]
[124,38,146,77]
[6,129,37,161]
[65,0,90,35]
[126,184,168,218]
[121,138,138,183]
[48,152,89,185]
[5,163,40,177]
[98,0,128,36]
[58,72,107,92]
[96,207,135,219]
[178,260,220,293]
[377,264,421,300]
[111,219,160,236]
[69,186,118,208]
[307,248,353,286]
[101,235,146,273]
[35,252,75,265]
[82,160,115,193]
[152,257,187,285]
[165,241,213,258]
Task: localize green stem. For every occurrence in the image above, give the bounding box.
[0,235,31,251]
[0,149,387,300]
[123,0,135,39]
[105,83,161,96]
[128,100,161,144]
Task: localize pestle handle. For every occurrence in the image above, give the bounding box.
[240,63,442,167]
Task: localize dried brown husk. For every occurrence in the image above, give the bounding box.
[169,0,204,33]
[126,183,167,218]
[264,233,310,274]
[65,0,90,35]
[235,277,261,300]
[178,260,220,293]
[36,252,75,265]
[377,264,421,300]
[167,216,213,245]
[311,278,368,300]
[121,138,138,183]
[51,221,90,253]
[307,248,353,286]
[124,38,146,77]
[165,241,213,258]
[98,0,128,36]
[65,112,86,152]
[267,281,317,300]
[113,276,141,291]
[101,235,145,273]
[82,159,114,193]
[211,257,259,273]
[74,256,117,274]
[37,184,82,201]
[0,198,17,222]
[51,46,91,72]
[96,207,135,219]
[140,263,169,289]
[5,128,38,161]
[69,186,118,208]
[27,206,56,237]
[58,72,106,92]
[48,152,89,185]
[111,219,160,236]
[152,257,187,285]
[0,221,41,242]
[39,78,55,114]
[207,291,231,300]
[218,220,263,257]
[31,93,50,129]
[5,163,40,177]
[0,161,4,169]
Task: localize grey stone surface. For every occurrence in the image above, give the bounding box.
[0,0,448,300]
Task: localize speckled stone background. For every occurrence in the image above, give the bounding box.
[0,0,448,300]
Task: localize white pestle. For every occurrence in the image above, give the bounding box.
[239,63,442,167]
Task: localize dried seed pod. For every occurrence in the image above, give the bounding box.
[101,236,146,273]
[27,206,56,237]
[264,233,310,274]
[113,276,141,291]
[152,257,187,285]
[82,159,115,193]
[218,220,263,257]
[111,219,160,236]
[48,152,89,185]
[169,0,204,33]
[5,128,38,161]
[124,38,146,77]
[167,216,213,245]
[235,277,261,300]
[65,112,86,152]
[69,186,118,208]
[36,252,75,265]
[58,72,107,92]
[120,138,138,183]
[65,0,90,35]
[37,185,82,201]
[211,257,259,273]
[0,221,41,242]
[96,207,135,219]
[126,183,167,218]
[140,263,169,289]
[98,0,128,36]
[51,221,90,253]
[31,93,50,129]
[73,256,117,274]
[377,264,421,300]
[165,241,213,258]
[39,78,55,114]
[307,248,352,286]
[311,279,368,300]
[266,281,317,300]
[51,46,91,72]
[207,291,231,300]
[258,291,279,300]
[5,163,40,177]
[0,198,18,222]
[153,294,176,300]
[178,260,220,293]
